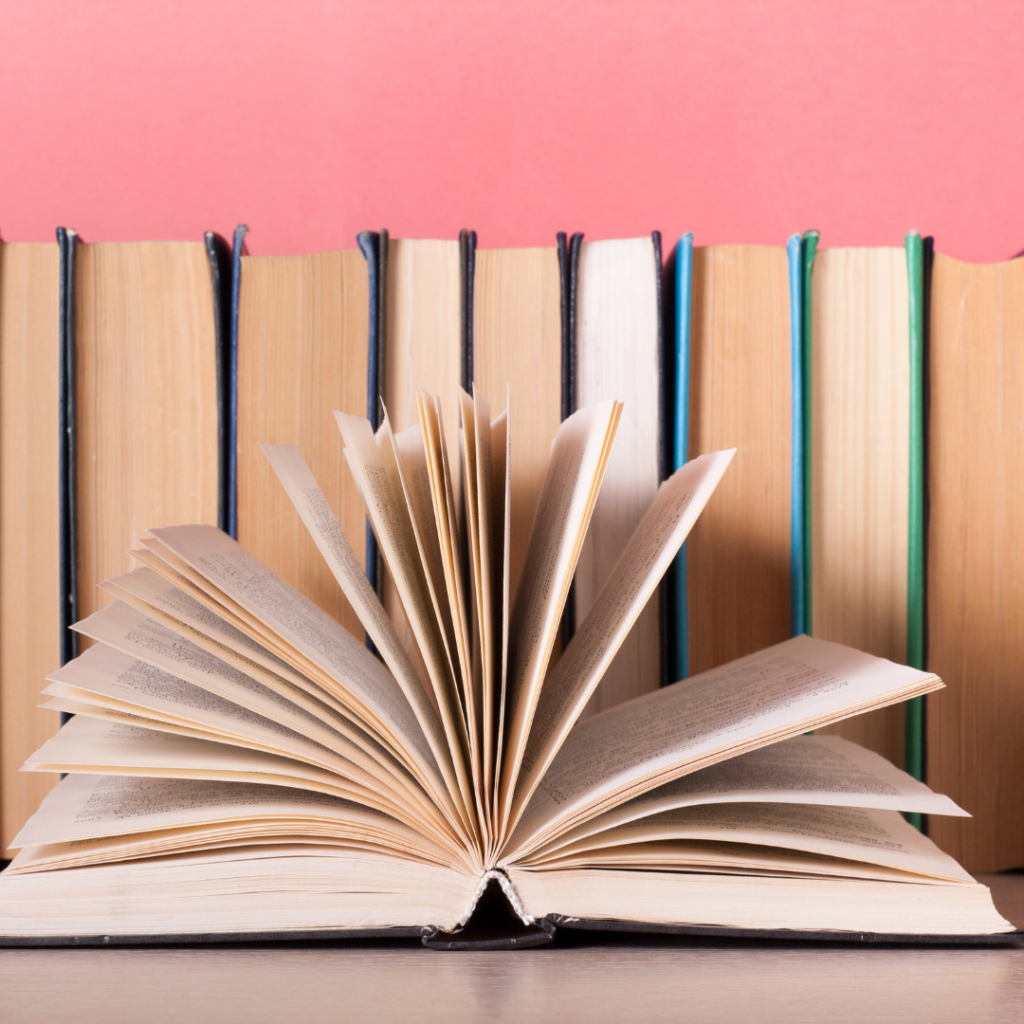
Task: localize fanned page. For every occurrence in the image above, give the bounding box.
[3,383,1006,942]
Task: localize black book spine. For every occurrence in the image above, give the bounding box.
[57,227,78,674]
[227,224,249,540]
[204,232,233,536]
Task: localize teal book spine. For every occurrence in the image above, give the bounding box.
[669,233,693,682]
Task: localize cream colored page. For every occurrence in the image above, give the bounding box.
[417,391,473,715]
[145,525,440,781]
[259,443,455,768]
[575,237,662,714]
[491,406,512,822]
[12,772,427,851]
[333,414,472,826]
[531,804,973,883]
[45,646,378,782]
[24,716,357,794]
[73,600,370,761]
[535,734,966,858]
[514,450,735,820]
[498,400,621,818]
[507,635,940,855]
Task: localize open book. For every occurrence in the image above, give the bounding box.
[0,390,1013,945]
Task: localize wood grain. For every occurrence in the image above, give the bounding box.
[687,245,792,676]
[0,243,61,854]
[810,248,909,768]
[74,243,220,638]
[472,246,561,604]
[236,251,368,638]
[927,254,1024,872]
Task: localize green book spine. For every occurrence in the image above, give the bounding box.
[905,231,926,828]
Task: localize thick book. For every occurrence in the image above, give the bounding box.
[0,236,62,856]
[572,235,665,712]
[804,237,924,773]
[231,229,370,641]
[927,250,1024,872]
[681,241,794,677]
[0,389,1014,945]
[1,231,230,858]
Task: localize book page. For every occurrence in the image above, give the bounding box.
[73,600,392,778]
[259,440,470,828]
[145,525,449,811]
[512,450,734,826]
[43,646,421,815]
[524,803,974,884]
[505,635,941,858]
[532,734,967,859]
[332,413,473,832]
[497,400,622,828]
[24,716,458,852]
[491,402,511,828]
[11,772,442,863]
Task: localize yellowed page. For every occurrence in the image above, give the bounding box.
[512,450,735,828]
[504,636,941,860]
[332,413,473,832]
[259,442,467,822]
[145,525,446,800]
[535,734,966,860]
[496,400,621,828]
[527,804,972,884]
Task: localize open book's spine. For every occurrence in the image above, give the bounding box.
[57,227,79,678]
[356,230,388,615]
[905,231,933,825]
[669,233,693,682]
[560,232,583,650]
[226,224,248,541]
[204,232,233,536]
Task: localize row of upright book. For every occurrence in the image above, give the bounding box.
[0,225,1020,875]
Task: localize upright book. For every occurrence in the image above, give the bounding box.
[231,226,370,640]
[0,236,62,856]
[927,250,1024,872]
[0,389,1013,945]
[805,237,923,773]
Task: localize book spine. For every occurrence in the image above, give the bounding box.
[57,228,78,676]
[787,233,805,637]
[905,230,932,822]
[459,229,477,391]
[204,232,233,535]
[670,233,693,682]
[356,229,388,618]
[799,231,819,635]
[227,224,248,541]
[561,232,584,650]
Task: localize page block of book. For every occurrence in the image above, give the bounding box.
[473,245,562,601]
[236,250,369,638]
[686,244,792,676]
[927,253,1024,873]
[0,241,61,855]
[809,247,910,769]
[575,237,661,713]
[73,242,221,629]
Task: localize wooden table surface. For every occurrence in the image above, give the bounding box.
[1,873,1022,1024]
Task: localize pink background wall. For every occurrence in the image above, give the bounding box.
[1,0,1022,261]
